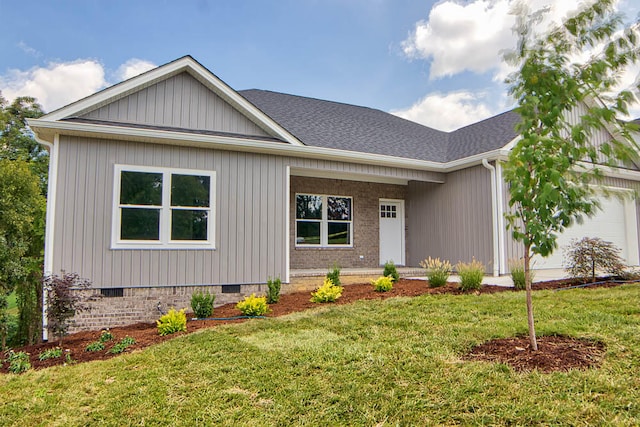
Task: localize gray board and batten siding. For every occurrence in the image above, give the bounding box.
[407,165,495,272]
[53,135,445,289]
[80,72,271,138]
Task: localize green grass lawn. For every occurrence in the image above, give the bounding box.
[1,285,639,426]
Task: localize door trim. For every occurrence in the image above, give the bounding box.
[379,198,405,266]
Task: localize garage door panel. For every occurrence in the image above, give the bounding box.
[533,195,638,269]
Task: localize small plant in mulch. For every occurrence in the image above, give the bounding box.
[266,277,282,304]
[157,308,187,336]
[43,272,101,346]
[191,290,215,319]
[108,336,136,354]
[457,258,485,291]
[236,294,269,316]
[383,261,400,283]
[326,264,341,287]
[38,347,63,361]
[420,257,452,288]
[85,341,105,352]
[99,329,114,343]
[311,278,343,303]
[564,237,626,283]
[4,350,31,374]
[371,276,394,292]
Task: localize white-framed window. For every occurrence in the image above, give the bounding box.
[112,165,216,249]
[295,194,352,247]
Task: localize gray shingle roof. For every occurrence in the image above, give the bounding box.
[240,89,520,163]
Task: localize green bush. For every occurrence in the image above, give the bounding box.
[420,257,452,288]
[108,336,136,354]
[371,276,394,292]
[382,261,400,282]
[38,347,63,361]
[310,278,343,303]
[508,258,528,290]
[564,237,626,282]
[457,258,485,291]
[326,264,341,287]
[85,341,105,352]
[266,277,282,304]
[157,308,187,336]
[236,294,269,316]
[191,290,215,319]
[5,350,31,374]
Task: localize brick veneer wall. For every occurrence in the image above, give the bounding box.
[290,176,407,269]
[68,284,265,333]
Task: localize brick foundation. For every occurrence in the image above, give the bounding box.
[68,284,266,333]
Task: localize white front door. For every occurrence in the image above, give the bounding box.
[379,199,405,266]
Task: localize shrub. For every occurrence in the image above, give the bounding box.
[236,294,269,316]
[310,278,343,303]
[508,258,528,290]
[420,257,452,288]
[564,237,626,282]
[382,261,400,282]
[5,350,31,374]
[457,258,485,291]
[326,264,341,287]
[266,277,282,304]
[191,290,215,319]
[43,272,97,345]
[85,341,105,352]
[371,276,394,292]
[99,329,114,343]
[109,336,136,354]
[157,308,187,336]
[38,347,63,361]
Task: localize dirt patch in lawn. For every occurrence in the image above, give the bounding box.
[2,278,630,373]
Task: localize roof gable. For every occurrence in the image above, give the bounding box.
[78,72,270,138]
[41,56,303,145]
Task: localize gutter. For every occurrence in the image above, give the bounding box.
[481,159,500,277]
[27,118,514,174]
[33,134,59,342]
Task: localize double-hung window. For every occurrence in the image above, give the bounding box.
[112,165,215,249]
[295,194,352,247]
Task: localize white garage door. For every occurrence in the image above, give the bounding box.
[533,194,639,270]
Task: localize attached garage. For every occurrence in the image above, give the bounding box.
[533,193,640,270]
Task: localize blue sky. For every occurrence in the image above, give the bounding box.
[1,0,638,131]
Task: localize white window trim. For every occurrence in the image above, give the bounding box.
[111,164,216,250]
[295,193,353,248]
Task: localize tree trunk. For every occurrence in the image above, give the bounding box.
[524,244,538,351]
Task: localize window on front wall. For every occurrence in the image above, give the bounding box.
[295,194,352,247]
[113,165,215,249]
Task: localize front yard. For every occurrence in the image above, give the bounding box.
[1,283,639,425]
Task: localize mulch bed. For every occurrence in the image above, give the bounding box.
[2,278,632,374]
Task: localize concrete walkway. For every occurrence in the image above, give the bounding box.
[291,267,569,288]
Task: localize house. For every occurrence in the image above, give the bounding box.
[27,56,640,332]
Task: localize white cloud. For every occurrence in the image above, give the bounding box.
[0,58,157,113]
[402,0,597,80]
[115,58,156,81]
[391,91,497,131]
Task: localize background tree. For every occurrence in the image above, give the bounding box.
[503,0,640,350]
[0,93,47,345]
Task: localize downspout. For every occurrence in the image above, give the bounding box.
[482,159,500,276]
[34,133,59,342]
[495,161,507,275]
